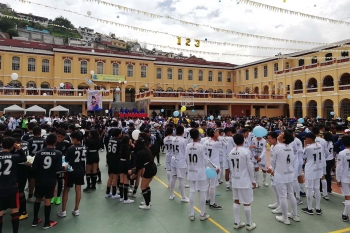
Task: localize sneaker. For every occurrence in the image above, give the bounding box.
[272,207,282,214]
[90,187,96,191]
[263,180,269,187]
[181,197,190,203]
[138,205,151,210]
[83,187,91,193]
[27,196,35,203]
[226,186,231,191]
[43,221,57,229]
[276,216,290,225]
[189,215,195,221]
[56,210,66,218]
[128,188,133,193]
[55,197,61,205]
[206,200,210,205]
[255,183,259,188]
[128,193,137,198]
[157,163,161,166]
[233,221,245,229]
[200,213,210,221]
[288,213,300,222]
[123,199,134,204]
[71,210,79,216]
[328,191,333,195]
[111,194,120,199]
[169,195,175,200]
[209,203,222,210]
[342,214,349,222]
[32,218,42,227]
[105,193,112,198]
[50,197,55,205]
[218,180,223,184]
[301,207,313,215]
[245,223,256,231]
[185,184,190,188]
[120,198,124,202]
[19,213,28,220]
[140,201,152,206]
[268,203,278,209]
[315,209,322,215]
[296,198,303,205]
[300,191,306,197]
[323,195,329,201]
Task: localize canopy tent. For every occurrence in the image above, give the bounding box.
[26,105,46,114]
[49,105,69,116]
[3,104,26,114]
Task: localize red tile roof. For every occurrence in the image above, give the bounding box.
[0,38,52,50]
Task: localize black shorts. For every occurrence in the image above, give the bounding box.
[143,162,157,179]
[56,172,65,180]
[28,169,36,179]
[108,165,119,175]
[0,193,19,211]
[118,161,128,175]
[34,186,55,199]
[17,165,30,192]
[86,153,100,165]
[64,173,84,188]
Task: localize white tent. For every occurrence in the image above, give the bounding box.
[49,105,69,116]
[26,105,46,114]
[3,104,26,114]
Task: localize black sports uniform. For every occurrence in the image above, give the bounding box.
[107,138,120,175]
[86,138,100,165]
[64,144,86,187]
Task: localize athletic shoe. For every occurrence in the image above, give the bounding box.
[323,195,329,201]
[209,203,222,210]
[233,221,245,229]
[32,218,42,227]
[272,207,282,214]
[140,201,152,206]
[296,198,303,205]
[105,193,112,198]
[301,207,313,215]
[342,214,349,222]
[276,216,290,225]
[19,213,28,220]
[71,210,79,216]
[55,197,61,205]
[27,196,35,203]
[90,187,97,191]
[245,223,256,231]
[226,186,231,191]
[83,187,91,193]
[157,163,161,166]
[185,184,190,188]
[255,183,259,188]
[111,194,120,199]
[50,197,55,205]
[119,198,124,202]
[263,180,269,187]
[169,195,175,200]
[189,215,195,221]
[128,193,137,198]
[138,205,151,210]
[56,210,66,218]
[218,180,223,184]
[181,197,190,203]
[300,192,306,197]
[287,213,300,222]
[200,213,210,221]
[206,200,210,205]
[315,209,322,215]
[43,221,57,229]
[123,199,134,204]
[268,203,278,209]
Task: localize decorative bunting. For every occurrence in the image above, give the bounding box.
[222,53,350,60]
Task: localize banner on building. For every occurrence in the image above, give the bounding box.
[87,90,102,111]
[92,74,125,82]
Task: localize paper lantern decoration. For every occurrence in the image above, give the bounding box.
[330,112,335,116]
[210,115,214,120]
[132,130,140,140]
[11,73,18,80]
[192,109,195,112]
[87,11,91,16]
[253,126,268,137]
[181,106,186,112]
[173,111,179,117]
[161,109,164,112]
[59,83,64,88]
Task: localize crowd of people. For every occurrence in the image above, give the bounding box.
[0,113,349,232]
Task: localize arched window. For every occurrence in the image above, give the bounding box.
[97,62,104,74]
[28,58,36,72]
[208,71,213,81]
[311,56,317,64]
[127,64,133,77]
[325,53,332,61]
[42,59,49,73]
[188,70,193,80]
[218,72,222,82]
[156,68,162,79]
[63,59,71,73]
[41,82,50,88]
[113,63,119,75]
[80,61,87,74]
[167,68,172,79]
[199,70,203,81]
[12,56,20,71]
[141,65,147,78]
[298,59,304,67]
[178,69,183,80]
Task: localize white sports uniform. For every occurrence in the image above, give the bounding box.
[315,136,327,175]
[203,139,222,187]
[243,137,251,149]
[336,149,350,196]
[292,137,304,176]
[325,141,334,161]
[223,136,236,170]
[226,146,255,204]
[186,142,208,192]
[171,136,187,178]
[251,138,267,170]
[290,140,300,180]
[303,143,324,188]
[184,127,193,144]
[163,136,174,171]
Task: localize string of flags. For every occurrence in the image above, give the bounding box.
[222,53,350,60]
[17,0,344,47]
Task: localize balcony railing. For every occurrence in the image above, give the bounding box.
[293,89,303,94]
[340,84,350,90]
[307,88,318,93]
[322,86,334,92]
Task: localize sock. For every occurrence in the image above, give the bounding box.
[106,187,111,195]
[288,193,298,216]
[314,188,321,210]
[226,181,230,188]
[344,200,350,215]
[112,186,117,196]
[57,180,63,197]
[133,185,138,195]
[293,180,300,199]
[146,188,151,205]
[91,173,97,188]
[170,176,176,197]
[189,192,195,216]
[307,188,313,210]
[141,188,148,205]
[209,186,216,205]
[299,183,305,193]
[34,202,41,222]
[272,185,280,206]
[123,184,129,201]
[119,185,124,198]
[178,177,186,198]
[255,171,259,183]
[166,171,172,186]
[19,194,27,214]
[86,174,91,188]
[149,189,151,202]
[11,212,20,233]
[233,203,240,224]
[0,215,3,233]
[44,205,51,225]
[200,191,206,216]
[321,179,327,196]
[263,172,267,181]
[244,206,252,225]
[280,197,288,219]
[97,168,101,181]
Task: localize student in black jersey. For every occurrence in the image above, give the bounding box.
[22,122,36,142]
[0,137,27,233]
[129,136,157,210]
[84,130,100,192]
[118,135,134,204]
[57,131,86,218]
[31,134,65,229]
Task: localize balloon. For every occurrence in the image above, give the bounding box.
[283,0,286,2]
[59,83,64,88]
[43,93,47,96]
[132,130,140,140]
[161,109,164,112]
[206,167,217,179]
[194,84,197,88]
[347,116,350,121]
[253,126,268,137]
[210,115,214,120]
[192,109,195,112]
[181,106,186,112]
[298,118,304,124]
[11,73,18,80]
[218,115,221,120]
[287,95,291,99]
[207,117,210,120]
[105,110,108,113]
[87,80,93,84]
[87,11,91,16]
[173,111,179,117]
[330,112,335,116]
[78,93,82,96]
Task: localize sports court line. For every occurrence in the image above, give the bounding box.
[329,227,350,233]
[153,176,230,233]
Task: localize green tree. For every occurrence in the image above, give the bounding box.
[52,16,75,31]
[0,17,16,32]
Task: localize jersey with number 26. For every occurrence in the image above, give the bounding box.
[66,144,86,178]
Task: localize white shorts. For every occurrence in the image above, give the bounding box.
[342,183,350,196]
[298,165,303,176]
[275,182,294,198]
[255,162,266,170]
[208,176,219,187]
[323,166,326,175]
[171,167,187,179]
[223,158,229,170]
[189,180,208,193]
[306,179,320,189]
[220,161,223,168]
[232,188,253,204]
[166,162,171,171]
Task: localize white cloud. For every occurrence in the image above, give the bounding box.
[4,0,350,65]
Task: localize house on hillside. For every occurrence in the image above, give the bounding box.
[16,13,49,26]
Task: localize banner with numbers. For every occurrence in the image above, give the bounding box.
[87,90,102,111]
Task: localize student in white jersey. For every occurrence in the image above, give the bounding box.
[251,136,268,187]
[242,129,251,149]
[169,126,189,202]
[186,129,210,221]
[218,129,226,185]
[288,130,302,205]
[336,136,350,222]
[301,132,324,215]
[203,128,224,210]
[163,127,174,187]
[291,131,306,199]
[268,130,300,225]
[226,134,256,231]
[223,127,236,191]
[323,132,335,195]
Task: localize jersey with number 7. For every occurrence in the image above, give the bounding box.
[66,145,86,178]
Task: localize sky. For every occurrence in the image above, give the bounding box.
[3,0,350,65]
